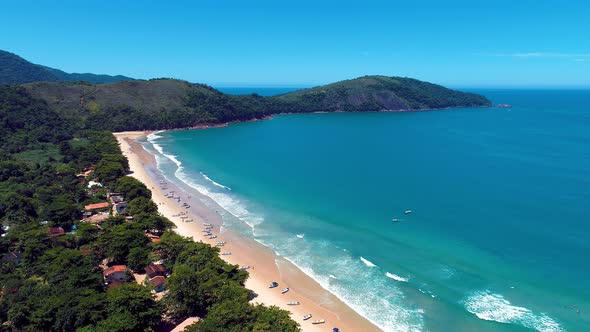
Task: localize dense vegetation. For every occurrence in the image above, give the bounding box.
[3,49,490,131]
[0,86,300,331]
[0,50,133,84]
[21,75,490,131]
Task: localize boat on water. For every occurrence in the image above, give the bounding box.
[303,314,312,320]
[392,218,401,222]
[312,319,325,324]
[404,210,413,214]
[281,288,289,294]
[287,301,300,305]
[269,282,279,288]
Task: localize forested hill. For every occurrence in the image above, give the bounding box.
[22,76,491,131]
[0,85,300,331]
[0,50,133,84]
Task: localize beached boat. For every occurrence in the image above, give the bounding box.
[287,301,300,305]
[269,282,279,288]
[281,287,289,294]
[208,235,217,239]
[221,252,231,255]
[312,319,325,324]
[303,314,312,320]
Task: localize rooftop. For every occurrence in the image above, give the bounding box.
[84,202,109,210]
[103,265,127,276]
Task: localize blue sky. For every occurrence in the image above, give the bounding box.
[1,0,589,87]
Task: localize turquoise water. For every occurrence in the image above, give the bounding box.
[146,90,589,332]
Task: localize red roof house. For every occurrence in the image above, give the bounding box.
[144,263,166,278]
[149,276,166,292]
[103,265,128,283]
[84,202,109,211]
[47,227,65,238]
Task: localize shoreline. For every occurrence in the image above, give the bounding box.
[154,105,491,133]
[114,131,381,332]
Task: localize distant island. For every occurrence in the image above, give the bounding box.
[1,50,491,132]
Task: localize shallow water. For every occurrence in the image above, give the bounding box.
[145,89,590,331]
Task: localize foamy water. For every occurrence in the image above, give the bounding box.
[144,131,425,332]
[386,272,409,283]
[141,93,584,332]
[462,291,563,332]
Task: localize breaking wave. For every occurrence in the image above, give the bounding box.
[462,291,563,332]
[386,272,409,282]
[360,256,377,268]
[200,172,232,190]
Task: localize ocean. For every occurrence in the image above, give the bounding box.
[143,89,589,332]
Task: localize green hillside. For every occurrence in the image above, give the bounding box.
[0,50,133,84]
[22,76,490,131]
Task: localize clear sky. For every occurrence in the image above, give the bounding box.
[1,0,589,88]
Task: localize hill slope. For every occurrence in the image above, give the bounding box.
[0,50,133,84]
[22,76,490,131]
[274,75,489,111]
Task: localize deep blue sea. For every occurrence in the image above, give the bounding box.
[145,89,589,332]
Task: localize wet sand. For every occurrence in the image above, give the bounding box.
[114,131,380,332]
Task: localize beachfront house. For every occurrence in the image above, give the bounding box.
[145,263,167,278]
[47,227,65,238]
[103,265,129,285]
[114,201,127,214]
[84,202,109,213]
[149,275,166,293]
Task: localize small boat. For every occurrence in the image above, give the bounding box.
[221,252,231,255]
[392,218,401,222]
[312,319,325,325]
[203,223,212,226]
[281,288,289,294]
[404,210,413,214]
[287,301,300,305]
[269,282,279,288]
[241,265,250,270]
[333,328,340,332]
[303,314,312,321]
[208,235,217,239]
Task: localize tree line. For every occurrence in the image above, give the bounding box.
[0,85,300,331]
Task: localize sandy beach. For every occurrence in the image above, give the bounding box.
[114,131,380,332]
